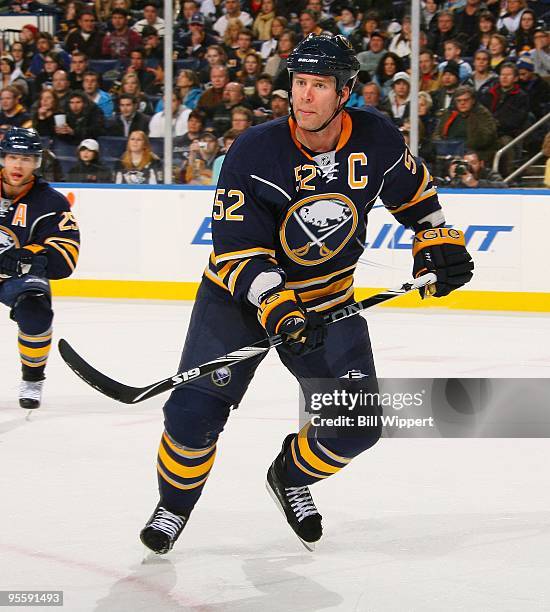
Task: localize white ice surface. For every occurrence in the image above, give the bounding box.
[1,299,550,612]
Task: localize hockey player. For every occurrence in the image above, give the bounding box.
[0,128,80,409]
[140,34,473,553]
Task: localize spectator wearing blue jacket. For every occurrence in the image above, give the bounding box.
[82,71,114,119]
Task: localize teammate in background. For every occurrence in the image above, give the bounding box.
[140,34,473,554]
[0,128,80,409]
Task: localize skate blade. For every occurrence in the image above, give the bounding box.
[25,410,34,422]
[265,479,317,552]
[141,547,167,564]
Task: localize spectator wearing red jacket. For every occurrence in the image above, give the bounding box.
[102,9,142,59]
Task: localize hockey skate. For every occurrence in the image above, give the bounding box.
[19,379,44,410]
[140,503,188,555]
[266,435,323,551]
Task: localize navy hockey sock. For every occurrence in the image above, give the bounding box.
[156,430,217,515]
[280,422,354,486]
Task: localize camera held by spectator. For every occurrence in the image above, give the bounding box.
[440,150,506,188]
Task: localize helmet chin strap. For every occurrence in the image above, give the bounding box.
[301,92,347,133]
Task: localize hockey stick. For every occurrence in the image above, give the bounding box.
[58,272,436,405]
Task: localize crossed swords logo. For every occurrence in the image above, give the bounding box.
[291,208,353,258]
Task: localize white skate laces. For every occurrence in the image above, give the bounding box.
[149,507,186,539]
[285,486,318,522]
[19,380,44,402]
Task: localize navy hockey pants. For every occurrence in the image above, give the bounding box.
[158,278,382,514]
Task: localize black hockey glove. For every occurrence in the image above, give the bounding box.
[0,248,35,278]
[412,228,474,298]
[258,289,326,355]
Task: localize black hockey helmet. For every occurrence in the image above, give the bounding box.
[0,127,43,167]
[287,33,360,94]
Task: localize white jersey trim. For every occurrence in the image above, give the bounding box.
[251,174,292,201]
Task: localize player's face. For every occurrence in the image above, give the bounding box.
[292,73,346,131]
[2,154,36,185]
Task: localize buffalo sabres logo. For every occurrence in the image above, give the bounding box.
[211,367,231,387]
[280,193,358,266]
[0,226,19,254]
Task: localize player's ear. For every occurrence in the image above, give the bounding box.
[341,85,351,105]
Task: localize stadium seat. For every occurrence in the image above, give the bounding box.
[50,139,77,158]
[97,136,128,158]
[434,139,465,158]
[148,137,165,157]
[89,59,120,74]
[174,58,200,72]
[56,156,77,179]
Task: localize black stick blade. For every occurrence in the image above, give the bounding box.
[58,339,148,404]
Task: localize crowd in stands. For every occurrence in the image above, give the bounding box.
[0,0,548,186]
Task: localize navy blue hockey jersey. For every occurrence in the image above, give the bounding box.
[205,107,442,312]
[0,175,80,281]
